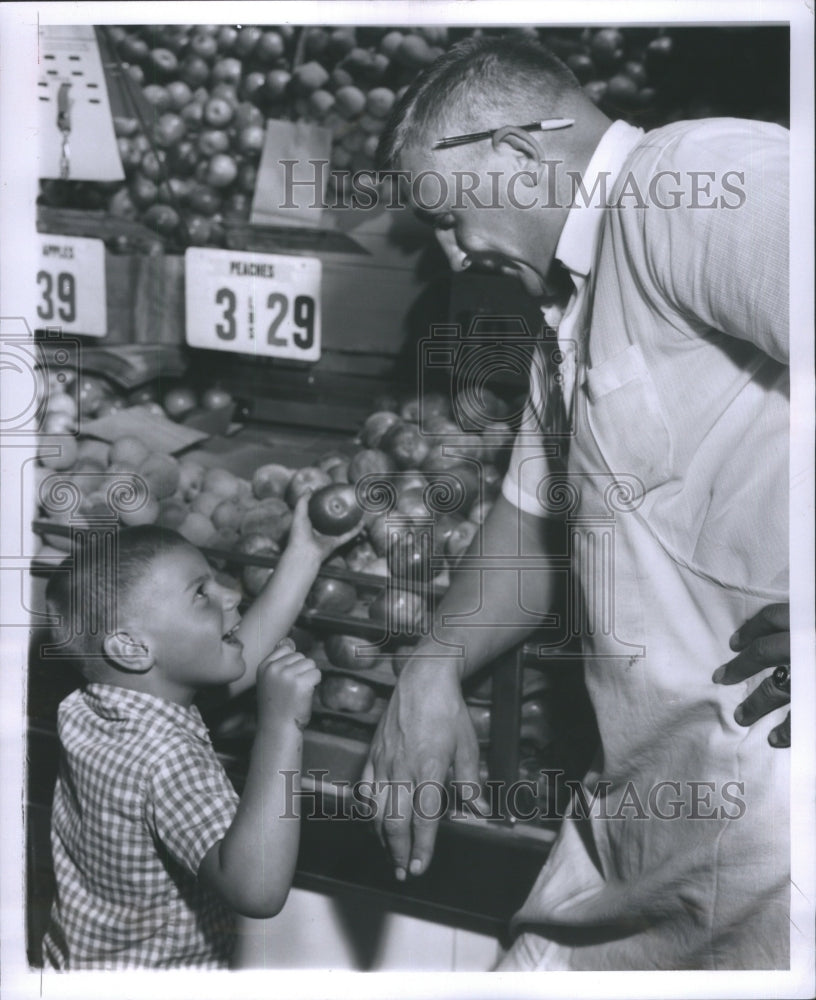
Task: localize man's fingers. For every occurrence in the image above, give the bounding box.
[734,672,790,727]
[381,778,415,881]
[729,603,789,651]
[769,711,791,748]
[453,711,481,786]
[715,630,790,684]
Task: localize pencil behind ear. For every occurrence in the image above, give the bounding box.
[103,632,154,674]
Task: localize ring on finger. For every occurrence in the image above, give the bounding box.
[771,664,790,693]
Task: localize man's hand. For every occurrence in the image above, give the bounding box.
[361,658,479,881]
[714,603,790,747]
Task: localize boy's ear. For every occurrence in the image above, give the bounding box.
[103,632,154,674]
[491,125,542,165]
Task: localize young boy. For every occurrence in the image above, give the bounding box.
[40,494,356,970]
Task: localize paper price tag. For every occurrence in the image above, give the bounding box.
[37,235,107,337]
[185,248,321,362]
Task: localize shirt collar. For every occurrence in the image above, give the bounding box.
[84,683,212,744]
[555,120,645,281]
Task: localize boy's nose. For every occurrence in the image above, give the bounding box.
[218,584,241,612]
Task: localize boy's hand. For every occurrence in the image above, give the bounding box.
[256,638,321,730]
[287,493,362,563]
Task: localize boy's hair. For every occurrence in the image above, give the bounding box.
[377,35,581,171]
[44,525,192,681]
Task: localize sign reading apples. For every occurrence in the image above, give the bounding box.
[185,247,321,361]
[37,235,107,337]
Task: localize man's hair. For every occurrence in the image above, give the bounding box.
[377,35,582,170]
[43,525,192,681]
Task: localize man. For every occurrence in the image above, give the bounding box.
[365,36,792,970]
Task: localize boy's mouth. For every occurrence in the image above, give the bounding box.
[222,623,243,648]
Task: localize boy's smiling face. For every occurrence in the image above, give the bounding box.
[122,543,246,705]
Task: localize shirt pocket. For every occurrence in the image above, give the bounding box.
[583,343,673,495]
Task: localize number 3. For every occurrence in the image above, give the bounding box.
[215,287,237,340]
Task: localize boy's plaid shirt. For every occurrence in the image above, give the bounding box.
[42,684,240,969]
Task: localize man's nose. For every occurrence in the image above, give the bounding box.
[435,228,471,273]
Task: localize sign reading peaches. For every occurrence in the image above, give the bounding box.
[185,248,321,361]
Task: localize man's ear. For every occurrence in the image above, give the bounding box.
[103,632,154,674]
[491,125,542,165]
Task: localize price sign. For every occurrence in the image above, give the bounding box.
[37,235,106,336]
[185,248,321,362]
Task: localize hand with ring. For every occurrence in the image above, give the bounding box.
[713,603,790,747]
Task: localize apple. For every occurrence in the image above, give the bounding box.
[157,497,188,530]
[162,386,197,419]
[73,375,110,418]
[180,54,211,88]
[256,30,285,63]
[142,204,180,237]
[211,498,243,532]
[204,96,235,128]
[387,531,433,583]
[130,176,158,208]
[325,633,380,671]
[189,31,218,60]
[591,28,625,67]
[142,84,171,113]
[381,422,430,470]
[197,129,230,156]
[368,587,425,633]
[118,34,150,64]
[584,80,608,105]
[235,531,280,559]
[317,451,349,475]
[187,184,221,216]
[138,452,180,500]
[364,511,390,556]
[252,463,293,500]
[240,498,292,542]
[606,74,640,107]
[166,80,193,111]
[263,69,292,100]
[117,138,141,172]
[206,154,238,188]
[235,26,262,57]
[520,698,556,747]
[201,386,233,410]
[293,61,330,95]
[344,540,378,573]
[238,125,265,155]
[308,484,364,536]
[202,466,242,501]
[306,577,358,615]
[360,411,401,449]
[285,466,333,507]
[120,495,161,527]
[395,487,429,520]
[348,448,395,484]
[319,676,376,714]
[212,57,242,86]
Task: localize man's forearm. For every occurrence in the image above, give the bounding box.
[413,495,560,679]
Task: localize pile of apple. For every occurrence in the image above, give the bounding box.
[38,24,683,249]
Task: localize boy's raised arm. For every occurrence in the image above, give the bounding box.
[229,494,360,697]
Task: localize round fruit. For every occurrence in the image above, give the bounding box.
[348,448,395,483]
[368,588,425,633]
[177,458,205,501]
[201,466,240,501]
[284,466,332,508]
[387,531,433,583]
[163,386,197,419]
[308,484,364,536]
[251,463,292,500]
[178,511,216,546]
[120,495,160,526]
[109,435,150,469]
[198,387,231,411]
[157,497,188,529]
[381,422,430,470]
[206,154,238,188]
[138,452,180,500]
[240,498,292,542]
[38,435,78,470]
[306,577,357,615]
[325,633,379,671]
[360,411,401,449]
[320,675,376,713]
[211,498,243,532]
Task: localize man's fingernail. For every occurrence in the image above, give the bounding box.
[733,706,745,726]
[712,667,725,683]
[729,630,741,649]
[395,867,406,882]
[409,859,423,876]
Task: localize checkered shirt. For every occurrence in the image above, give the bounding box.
[41,684,240,970]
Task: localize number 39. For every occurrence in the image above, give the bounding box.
[37,270,76,323]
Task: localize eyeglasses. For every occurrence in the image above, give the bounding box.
[432,117,575,150]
